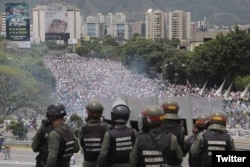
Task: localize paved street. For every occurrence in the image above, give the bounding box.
[0,140,249,167]
[0,148,82,167]
[1,128,249,167]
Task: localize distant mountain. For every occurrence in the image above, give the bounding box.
[2,0,250,25]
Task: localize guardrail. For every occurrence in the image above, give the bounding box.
[3,141,32,148]
[3,139,250,151]
[4,135,32,142]
[2,135,33,148]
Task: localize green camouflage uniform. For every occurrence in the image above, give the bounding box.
[79,120,110,167]
[129,126,183,167]
[46,122,80,167]
[32,123,53,167]
[190,127,235,157]
[163,120,186,154]
[97,124,136,167]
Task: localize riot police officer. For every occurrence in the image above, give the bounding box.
[98,99,136,167]
[161,100,186,155]
[129,105,183,167]
[32,118,53,167]
[45,102,80,167]
[190,111,235,167]
[183,114,209,167]
[79,100,109,167]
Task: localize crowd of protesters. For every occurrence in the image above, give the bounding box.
[43,54,250,130]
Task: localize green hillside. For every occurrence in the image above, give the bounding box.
[1,0,250,25]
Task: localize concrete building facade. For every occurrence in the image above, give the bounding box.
[82,12,131,42]
[106,13,131,42]
[130,21,145,37]
[82,14,105,39]
[32,3,81,42]
[145,9,166,41]
[169,10,191,42]
[189,31,228,51]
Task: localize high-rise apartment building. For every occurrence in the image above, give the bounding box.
[130,21,145,37]
[32,3,81,42]
[83,12,131,42]
[169,10,191,41]
[145,9,166,41]
[107,13,131,42]
[196,17,208,32]
[82,13,105,39]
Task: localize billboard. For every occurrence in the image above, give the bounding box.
[5,3,30,48]
[45,11,70,41]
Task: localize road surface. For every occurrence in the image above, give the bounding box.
[0,128,249,167]
[0,148,82,167]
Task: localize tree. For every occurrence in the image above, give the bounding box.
[0,45,53,118]
[162,50,190,84]
[187,25,250,88]
[234,76,250,90]
[158,37,180,49]
[69,113,84,129]
[99,45,121,59]
[0,65,48,115]
[76,45,91,57]
[68,113,84,137]
[103,35,119,46]
[6,120,28,140]
[0,45,56,117]
[44,40,67,50]
[122,36,164,74]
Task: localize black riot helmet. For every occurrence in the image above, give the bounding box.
[111,105,130,124]
[46,102,67,121]
[111,98,130,124]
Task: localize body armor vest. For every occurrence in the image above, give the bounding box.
[81,122,106,161]
[36,124,53,167]
[108,127,135,164]
[137,132,171,167]
[54,124,75,167]
[164,122,182,139]
[163,121,184,152]
[187,135,200,167]
[201,130,231,167]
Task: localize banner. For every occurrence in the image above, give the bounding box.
[45,11,69,41]
[5,3,30,47]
